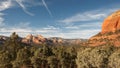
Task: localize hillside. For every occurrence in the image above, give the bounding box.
[88,10,120,46]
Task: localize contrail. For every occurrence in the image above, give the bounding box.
[16,0,34,16]
[41,0,52,17]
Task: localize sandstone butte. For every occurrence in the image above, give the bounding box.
[89,10,120,47]
[102,10,120,34]
[21,34,64,44]
[22,34,46,44]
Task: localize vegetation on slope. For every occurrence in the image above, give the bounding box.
[0,32,120,68]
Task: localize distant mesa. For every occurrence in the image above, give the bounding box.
[21,34,84,45]
[22,34,47,44]
[26,34,33,40]
[0,33,85,45]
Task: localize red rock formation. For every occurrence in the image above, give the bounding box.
[26,34,33,40]
[89,10,120,47]
[22,34,46,44]
[50,37,63,43]
[102,10,120,34]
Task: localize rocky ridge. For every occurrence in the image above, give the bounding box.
[102,10,120,34]
[89,10,120,46]
[0,34,85,45]
[22,34,47,44]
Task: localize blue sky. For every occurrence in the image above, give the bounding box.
[0,0,120,39]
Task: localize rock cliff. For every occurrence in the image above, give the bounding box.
[22,34,46,44]
[102,10,120,34]
[89,10,120,46]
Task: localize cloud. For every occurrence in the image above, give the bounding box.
[62,29,101,39]
[61,22,102,39]
[0,0,13,28]
[43,25,59,30]
[0,22,32,32]
[0,0,34,17]
[65,26,79,29]
[59,13,106,23]
[56,8,119,38]
[65,22,102,30]
[42,0,52,17]
[58,9,118,23]
[15,0,53,16]
[0,0,13,11]
[15,0,34,16]
[0,22,61,37]
[14,22,30,28]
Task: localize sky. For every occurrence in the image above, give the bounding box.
[0,0,120,39]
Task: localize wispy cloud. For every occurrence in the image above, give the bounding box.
[65,22,102,30]
[42,0,52,17]
[0,22,61,37]
[0,0,13,11]
[15,0,53,16]
[62,29,101,39]
[0,0,52,16]
[43,25,59,30]
[0,0,13,27]
[16,0,34,16]
[59,13,106,23]
[56,8,119,38]
[58,9,118,24]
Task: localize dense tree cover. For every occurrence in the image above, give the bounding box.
[76,44,115,68]
[0,33,120,68]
